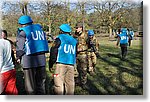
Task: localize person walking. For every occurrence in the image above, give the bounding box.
[86,30,100,75]
[49,24,77,95]
[1,30,16,65]
[0,31,18,95]
[128,28,134,46]
[16,15,49,95]
[116,28,130,60]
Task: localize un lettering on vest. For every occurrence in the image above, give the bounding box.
[64,44,75,54]
[31,30,45,40]
[121,36,127,40]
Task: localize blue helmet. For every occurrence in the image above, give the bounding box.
[59,24,71,33]
[88,30,94,36]
[18,15,33,25]
[121,28,127,33]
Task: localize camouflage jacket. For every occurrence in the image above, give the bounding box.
[87,36,99,53]
[76,32,88,54]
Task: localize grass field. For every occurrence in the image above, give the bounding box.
[14,37,143,95]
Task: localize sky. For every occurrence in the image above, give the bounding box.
[0,0,143,3]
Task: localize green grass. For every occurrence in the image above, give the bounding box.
[15,37,143,95]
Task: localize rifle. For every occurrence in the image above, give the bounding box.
[88,39,100,58]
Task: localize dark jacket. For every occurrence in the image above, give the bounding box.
[16,31,46,68]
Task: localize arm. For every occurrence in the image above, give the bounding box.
[16,31,26,60]
[116,37,120,46]
[0,47,3,72]
[95,39,100,58]
[92,40,100,58]
[49,38,61,69]
[128,36,131,46]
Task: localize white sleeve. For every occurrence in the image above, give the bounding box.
[0,46,3,72]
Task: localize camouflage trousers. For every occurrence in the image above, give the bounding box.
[87,52,97,72]
[76,53,88,85]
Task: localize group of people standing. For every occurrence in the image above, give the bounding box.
[0,15,100,95]
[0,15,133,95]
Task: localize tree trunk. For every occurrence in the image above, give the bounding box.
[48,15,51,35]
[109,27,112,38]
[81,2,85,31]
[20,2,28,15]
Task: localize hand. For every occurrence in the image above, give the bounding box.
[49,67,55,72]
[116,45,119,48]
[16,59,21,64]
[96,53,100,58]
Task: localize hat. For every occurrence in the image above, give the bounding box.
[59,24,71,33]
[18,15,33,25]
[88,30,94,36]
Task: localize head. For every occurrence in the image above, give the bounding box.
[88,30,94,39]
[121,28,127,33]
[18,15,33,27]
[117,28,121,34]
[59,24,71,34]
[75,23,83,33]
[1,30,7,39]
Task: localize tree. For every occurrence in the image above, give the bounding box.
[1,0,142,37]
[19,1,28,15]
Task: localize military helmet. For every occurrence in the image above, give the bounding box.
[18,15,33,25]
[59,24,71,33]
[88,30,94,36]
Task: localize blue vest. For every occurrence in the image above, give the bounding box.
[56,34,77,65]
[119,32,128,44]
[129,31,134,40]
[19,24,49,55]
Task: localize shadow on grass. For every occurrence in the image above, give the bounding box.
[83,44,143,95]
[45,74,55,95]
[86,54,143,95]
[86,73,122,95]
[106,52,143,71]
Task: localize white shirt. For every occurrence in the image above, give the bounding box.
[0,39,14,73]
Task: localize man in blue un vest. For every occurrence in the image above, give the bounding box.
[49,24,77,95]
[128,28,134,46]
[116,28,130,60]
[16,15,49,94]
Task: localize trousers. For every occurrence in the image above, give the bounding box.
[54,63,74,95]
[23,67,46,95]
[0,69,18,95]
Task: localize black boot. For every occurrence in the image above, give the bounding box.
[81,84,89,90]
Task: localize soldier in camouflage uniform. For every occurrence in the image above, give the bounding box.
[73,23,88,90]
[87,30,100,75]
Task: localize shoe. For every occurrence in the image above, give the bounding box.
[89,71,95,76]
[75,78,81,86]
[81,84,89,90]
